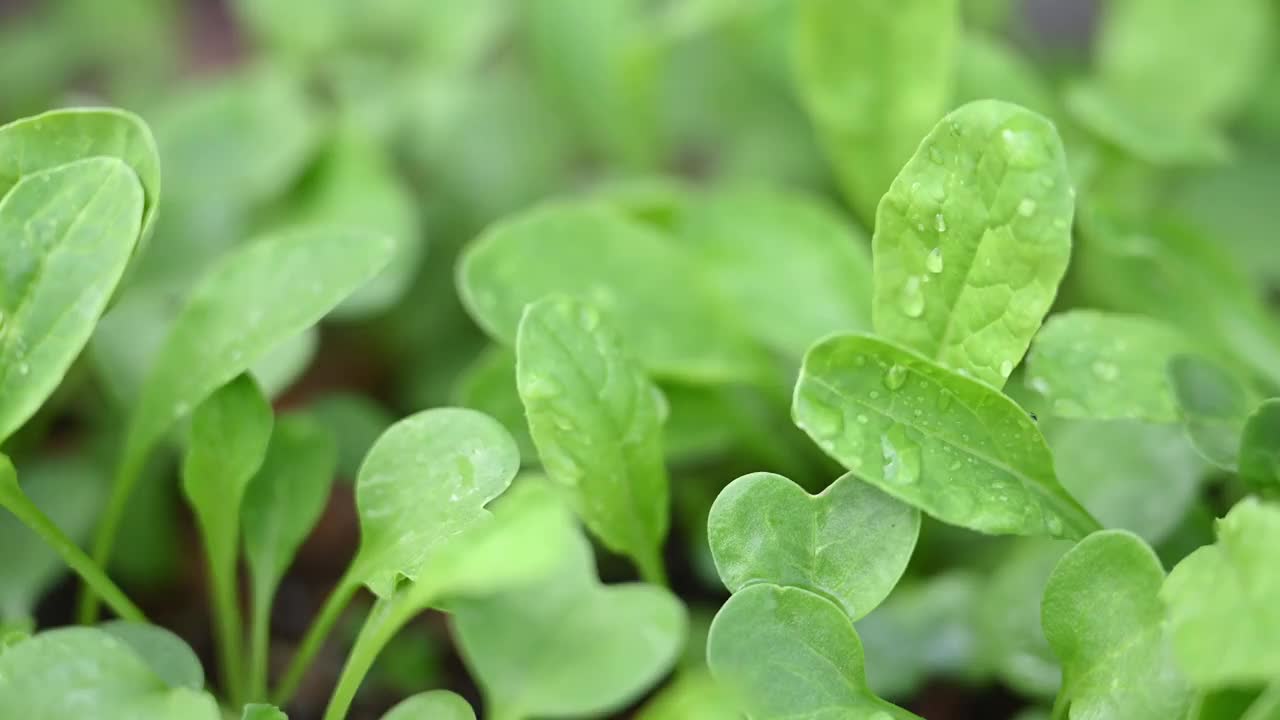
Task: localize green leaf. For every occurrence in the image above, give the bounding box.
[975,539,1069,698]
[636,670,737,720]
[0,456,104,618]
[872,100,1073,389]
[1243,685,1280,720]
[677,186,873,358]
[242,704,288,720]
[1169,355,1255,471]
[794,333,1099,539]
[349,408,521,598]
[794,0,958,221]
[452,346,537,463]
[516,295,669,582]
[1025,311,1194,421]
[707,471,919,620]
[99,621,205,691]
[308,392,394,481]
[1042,530,1191,720]
[0,157,144,444]
[380,690,476,720]
[954,34,1055,115]
[707,583,919,719]
[1161,498,1280,687]
[459,202,764,384]
[0,108,160,239]
[1064,84,1229,167]
[1240,400,1280,499]
[451,533,686,720]
[1190,688,1265,720]
[0,627,220,719]
[1049,419,1205,544]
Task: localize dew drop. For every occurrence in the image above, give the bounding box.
[1029,376,1051,395]
[899,276,925,318]
[1000,360,1013,377]
[926,247,944,274]
[1017,198,1037,217]
[16,362,29,376]
[523,375,562,400]
[578,304,600,331]
[881,426,921,486]
[1091,360,1118,381]
[173,401,190,418]
[856,414,869,424]
[934,213,947,233]
[1046,514,1064,536]
[884,364,908,391]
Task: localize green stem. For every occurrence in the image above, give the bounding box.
[207,537,246,708]
[0,482,145,624]
[247,578,273,703]
[78,445,146,624]
[635,545,668,588]
[322,593,417,720]
[272,571,359,706]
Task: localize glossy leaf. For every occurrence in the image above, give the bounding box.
[873,100,1073,389]
[451,533,686,720]
[1025,311,1193,421]
[349,408,521,598]
[677,186,874,357]
[1042,530,1191,720]
[381,691,476,720]
[0,627,220,719]
[516,295,669,582]
[0,158,144,443]
[707,583,919,719]
[794,0,958,221]
[1161,499,1280,687]
[1240,400,1280,498]
[794,333,1099,539]
[1169,355,1254,470]
[458,202,764,384]
[708,471,919,620]
[0,108,160,238]
[99,621,204,691]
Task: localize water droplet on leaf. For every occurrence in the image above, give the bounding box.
[926,248,944,273]
[1091,360,1118,381]
[1000,360,1013,377]
[881,426,921,486]
[1017,198,1037,217]
[934,213,947,233]
[884,364,908,391]
[899,276,925,318]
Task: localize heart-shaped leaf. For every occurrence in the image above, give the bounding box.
[707,583,919,719]
[708,471,919,621]
[381,690,476,720]
[451,532,686,719]
[1161,498,1280,687]
[0,157,144,444]
[350,407,521,597]
[1042,530,1191,719]
[0,627,220,719]
[873,100,1072,389]
[794,333,1099,539]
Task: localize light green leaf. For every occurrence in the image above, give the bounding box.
[1161,499,1280,687]
[677,186,873,357]
[1025,311,1194,421]
[0,157,144,444]
[1169,355,1255,471]
[242,704,287,720]
[451,533,686,720]
[794,333,1099,539]
[872,100,1073,389]
[1049,419,1205,544]
[0,456,103,618]
[349,408,521,598]
[707,583,919,719]
[1042,530,1191,720]
[794,0,958,221]
[0,108,160,239]
[99,621,204,691]
[459,202,763,383]
[452,346,538,463]
[516,295,669,582]
[976,539,1069,698]
[381,690,475,720]
[636,670,737,720]
[1240,400,1280,499]
[0,627,220,719]
[707,471,919,621]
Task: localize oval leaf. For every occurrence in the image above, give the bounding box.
[708,471,919,621]
[794,333,1099,538]
[872,100,1073,389]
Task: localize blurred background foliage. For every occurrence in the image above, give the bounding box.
[0,0,1277,718]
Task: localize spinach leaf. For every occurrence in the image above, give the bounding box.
[707,583,919,719]
[873,100,1073,389]
[99,620,205,691]
[381,691,476,720]
[1161,499,1280,687]
[1042,530,1191,720]
[707,471,919,620]
[459,202,764,384]
[1025,311,1193,421]
[0,627,220,720]
[516,295,669,583]
[794,0,958,221]
[0,158,144,444]
[451,533,686,720]
[794,333,1099,538]
[1240,400,1280,499]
